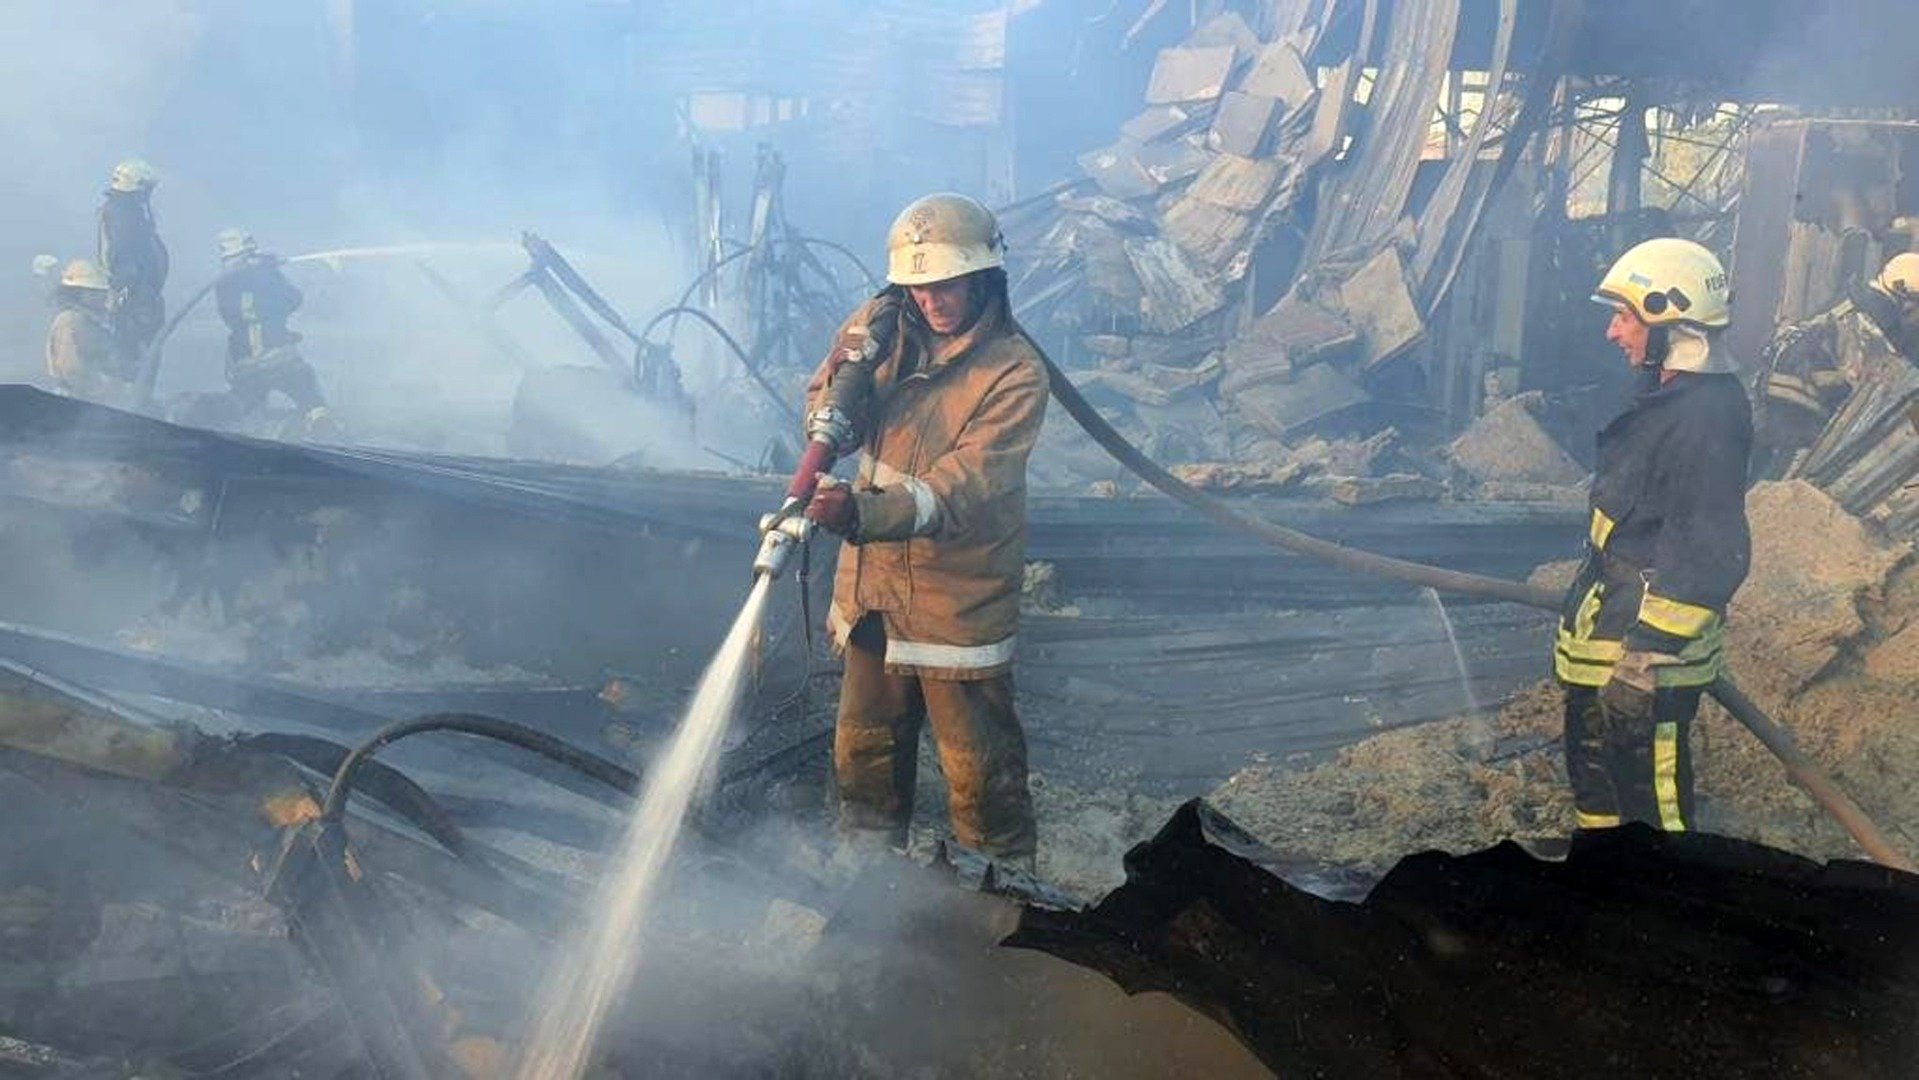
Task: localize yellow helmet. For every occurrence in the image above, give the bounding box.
[885,193,1004,286]
[59,259,108,290]
[216,227,257,260]
[1591,237,1730,330]
[1873,252,1919,302]
[109,158,158,193]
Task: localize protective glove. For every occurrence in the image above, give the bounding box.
[1597,649,1677,726]
[804,475,859,539]
[829,292,903,372]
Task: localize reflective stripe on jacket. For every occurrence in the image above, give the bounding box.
[811,291,1048,681]
[1554,370,1752,687]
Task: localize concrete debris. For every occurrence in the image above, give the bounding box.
[1727,480,1911,702]
[1447,391,1587,486]
[1160,194,1258,275]
[1170,459,1312,493]
[1323,472,1445,506]
[1187,153,1287,214]
[1121,103,1207,144]
[1229,360,1370,437]
[1125,236,1225,332]
[1077,141,1158,200]
[1208,92,1284,158]
[1144,45,1237,105]
[1074,357,1219,408]
[1219,295,1359,396]
[1327,246,1426,370]
[1237,40,1314,107]
[1133,136,1214,190]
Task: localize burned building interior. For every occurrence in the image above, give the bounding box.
[6,0,1919,1076]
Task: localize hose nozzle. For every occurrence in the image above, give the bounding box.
[753,501,813,579]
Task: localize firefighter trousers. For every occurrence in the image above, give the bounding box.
[1562,683,1700,831]
[834,614,1037,861]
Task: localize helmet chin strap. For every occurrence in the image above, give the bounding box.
[1644,324,1672,368]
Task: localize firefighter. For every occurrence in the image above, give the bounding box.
[1556,237,1752,832]
[803,193,1048,867]
[97,158,169,367]
[213,229,329,424]
[45,259,136,406]
[1753,252,1919,476]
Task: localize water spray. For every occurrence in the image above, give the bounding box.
[512,324,884,1075]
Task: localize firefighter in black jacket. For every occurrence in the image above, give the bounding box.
[213,228,328,422]
[1556,237,1752,832]
[97,158,169,367]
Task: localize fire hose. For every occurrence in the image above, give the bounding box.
[749,294,1913,871]
[1031,346,1916,872]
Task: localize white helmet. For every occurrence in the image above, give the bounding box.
[1592,237,1731,331]
[885,193,1004,286]
[1873,252,1919,303]
[1593,238,1733,374]
[58,259,108,291]
[109,158,158,193]
[216,227,258,260]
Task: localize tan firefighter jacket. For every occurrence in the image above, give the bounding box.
[806,291,1048,681]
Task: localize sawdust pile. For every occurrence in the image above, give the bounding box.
[1210,481,1919,873]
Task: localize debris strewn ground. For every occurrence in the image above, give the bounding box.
[1205,480,1919,875]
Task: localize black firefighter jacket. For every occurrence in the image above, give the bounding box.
[1555,371,1753,688]
[216,257,304,364]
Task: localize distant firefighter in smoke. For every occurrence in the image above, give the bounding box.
[96,158,169,367]
[1753,251,1919,476]
[213,228,332,434]
[44,258,136,406]
[804,193,1048,869]
[1556,238,1752,833]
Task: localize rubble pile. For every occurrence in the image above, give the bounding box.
[1004,9,1583,502]
[1210,481,1919,874]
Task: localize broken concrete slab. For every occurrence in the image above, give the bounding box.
[1219,296,1359,396]
[1071,216,1146,311]
[1188,153,1288,213]
[1134,137,1215,190]
[1332,246,1425,369]
[1303,58,1355,165]
[1293,428,1403,479]
[1238,40,1315,107]
[1209,92,1283,158]
[1131,331,1228,367]
[1077,141,1158,200]
[1447,391,1586,485]
[1145,45,1237,105]
[1125,237,1225,333]
[1228,360,1371,437]
[1161,196,1257,275]
[1074,361,1217,409]
[1121,103,1208,144]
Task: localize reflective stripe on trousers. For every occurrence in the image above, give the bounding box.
[834,614,1036,860]
[1563,684,1698,832]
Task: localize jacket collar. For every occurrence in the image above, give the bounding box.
[1602,369,1712,436]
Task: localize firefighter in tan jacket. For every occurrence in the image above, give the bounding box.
[802,193,1048,865]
